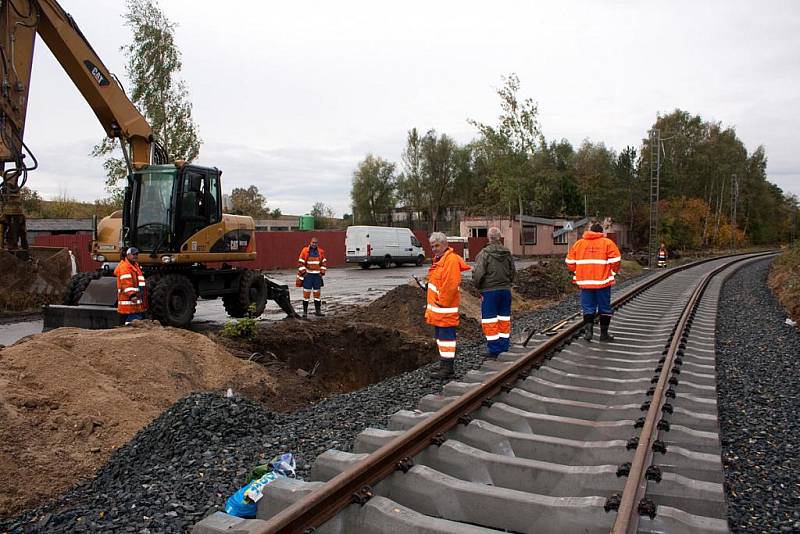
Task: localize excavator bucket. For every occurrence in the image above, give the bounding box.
[42,276,123,331]
[265,276,300,318]
[0,247,74,314]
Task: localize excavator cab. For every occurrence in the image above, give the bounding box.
[128,164,222,256]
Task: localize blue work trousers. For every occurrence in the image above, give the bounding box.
[580,286,613,316]
[434,326,457,361]
[481,289,512,355]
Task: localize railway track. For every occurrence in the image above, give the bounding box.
[195,252,773,534]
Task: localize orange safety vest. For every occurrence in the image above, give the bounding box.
[425,247,470,327]
[658,247,668,260]
[114,258,147,315]
[296,245,327,287]
[565,231,622,289]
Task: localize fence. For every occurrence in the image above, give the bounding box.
[32,230,435,272]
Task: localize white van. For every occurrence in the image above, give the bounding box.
[345,226,426,269]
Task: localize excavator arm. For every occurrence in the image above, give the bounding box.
[0,0,157,249]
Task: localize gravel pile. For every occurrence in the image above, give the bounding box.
[1,272,654,533]
[716,259,800,533]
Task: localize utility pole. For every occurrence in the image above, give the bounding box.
[647,128,661,269]
[730,173,738,249]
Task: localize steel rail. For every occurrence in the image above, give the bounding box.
[259,252,773,533]
[611,252,774,533]
[522,250,770,346]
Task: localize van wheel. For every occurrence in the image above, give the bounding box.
[416,255,425,266]
[359,262,371,270]
[380,256,392,269]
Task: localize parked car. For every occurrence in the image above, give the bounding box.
[345,226,426,269]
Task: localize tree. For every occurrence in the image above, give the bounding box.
[92,0,201,199]
[572,140,617,218]
[19,187,41,215]
[396,128,426,225]
[310,202,336,228]
[350,155,396,225]
[469,73,543,216]
[230,185,269,218]
[420,131,460,231]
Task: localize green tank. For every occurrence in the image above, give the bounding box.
[299,214,315,231]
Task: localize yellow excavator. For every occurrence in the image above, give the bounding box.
[0,0,296,328]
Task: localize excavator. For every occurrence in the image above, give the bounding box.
[0,0,297,328]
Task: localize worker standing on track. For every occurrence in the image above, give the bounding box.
[472,226,515,358]
[296,237,327,318]
[657,242,668,268]
[114,247,147,325]
[424,232,470,379]
[565,222,622,342]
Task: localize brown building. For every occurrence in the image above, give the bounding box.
[460,215,630,256]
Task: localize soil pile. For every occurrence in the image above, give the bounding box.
[0,248,72,314]
[0,321,276,516]
[514,261,576,300]
[352,282,482,340]
[768,245,800,325]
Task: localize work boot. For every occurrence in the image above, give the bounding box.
[314,301,325,316]
[583,314,595,341]
[430,359,455,379]
[599,315,615,342]
[302,301,308,318]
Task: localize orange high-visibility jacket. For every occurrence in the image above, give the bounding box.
[114,258,147,315]
[296,246,327,287]
[425,247,471,327]
[658,247,668,260]
[565,231,622,289]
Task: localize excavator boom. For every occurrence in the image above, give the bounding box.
[0,0,158,251]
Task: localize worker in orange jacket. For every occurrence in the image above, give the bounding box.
[424,232,471,379]
[565,222,621,342]
[296,236,327,317]
[114,247,147,324]
[657,242,668,268]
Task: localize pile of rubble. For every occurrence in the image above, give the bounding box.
[513,261,576,300]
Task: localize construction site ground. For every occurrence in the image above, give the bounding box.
[0,258,643,518]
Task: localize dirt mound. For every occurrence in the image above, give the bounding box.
[514,261,576,300]
[0,247,73,315]
[0,321,276,516]
[769,245,800,325]
[352,283,482,341]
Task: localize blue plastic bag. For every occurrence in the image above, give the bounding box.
[225,485,257,518]
[225,453,297,518]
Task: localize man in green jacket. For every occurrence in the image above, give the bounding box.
[472,227,516,357]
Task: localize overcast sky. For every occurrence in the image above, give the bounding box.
[25,0,800,216]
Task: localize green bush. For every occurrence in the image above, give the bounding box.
[220,304,259,338]
[221,317,258,338]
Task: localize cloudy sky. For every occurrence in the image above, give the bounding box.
[25,0,800,216]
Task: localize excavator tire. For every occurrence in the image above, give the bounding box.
[149,273,197,327]
[223,269,267,318]
[63,272,98,305]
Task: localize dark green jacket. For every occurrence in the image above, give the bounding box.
[472,242,515,292]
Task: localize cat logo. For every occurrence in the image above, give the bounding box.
[83,60,110,86]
